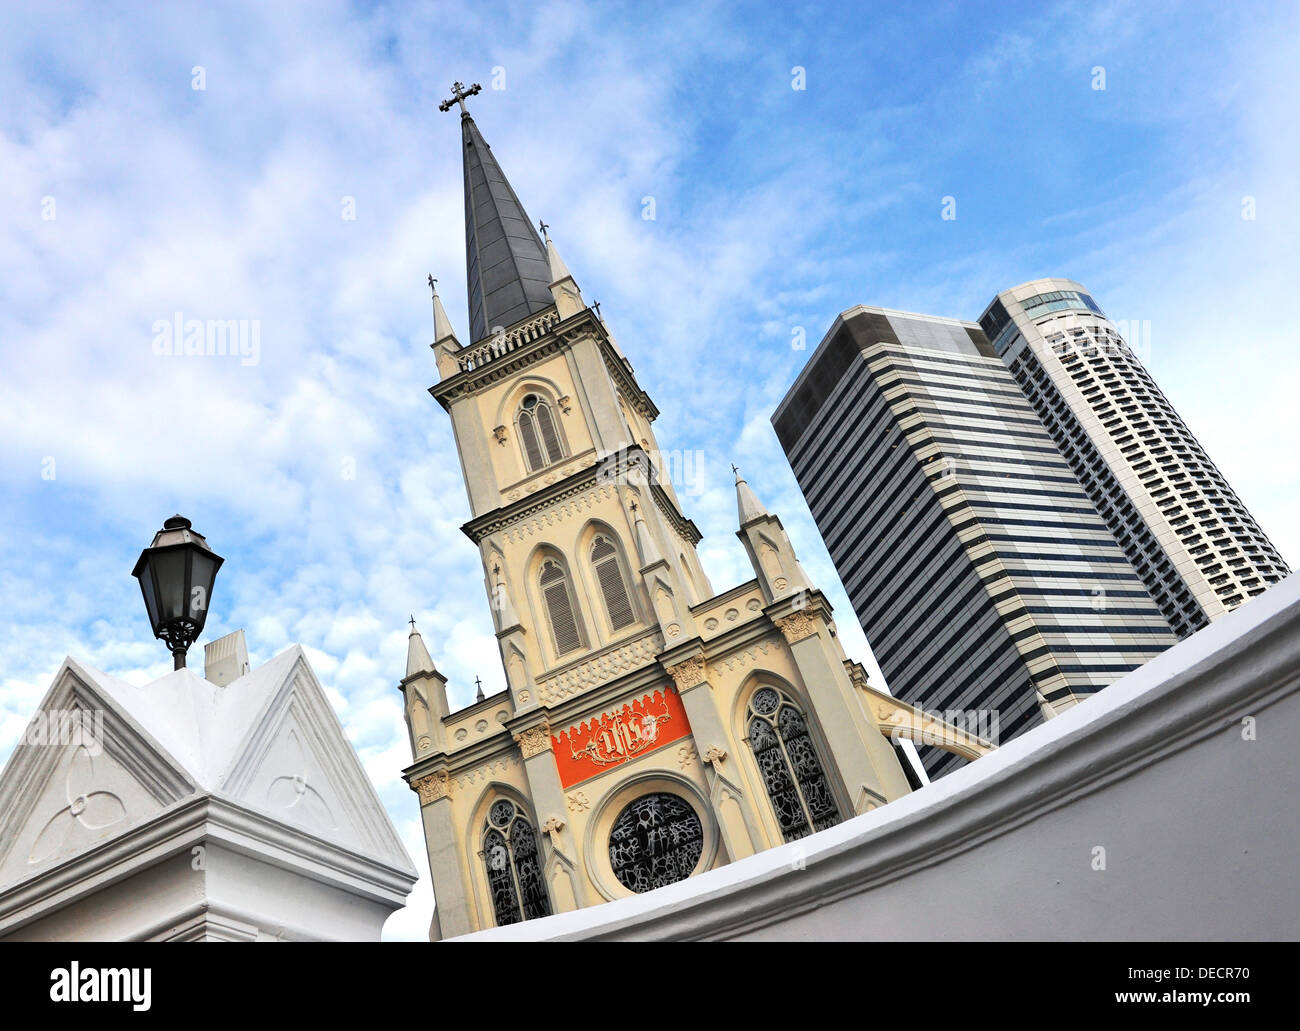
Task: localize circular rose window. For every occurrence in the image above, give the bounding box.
[607,792,704,893]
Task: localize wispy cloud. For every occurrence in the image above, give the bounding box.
[0,0,1295,938]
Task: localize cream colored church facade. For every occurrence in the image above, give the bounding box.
[399,91,989,939]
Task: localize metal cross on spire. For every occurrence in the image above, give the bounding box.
[538,220,549,239]
[427,274,437,296]
[438,81,482,115]
[474,676,485,701]
[409,614,417,631]
[731,463,740,476]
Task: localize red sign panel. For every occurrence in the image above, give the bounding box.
[552,687,693,789]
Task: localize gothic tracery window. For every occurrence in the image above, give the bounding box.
[539,558,583,656]
[517,393,565,473]
[482,799,551,926]
[746,687,840,841]
[590,534,635,631]
[608,792,704,893]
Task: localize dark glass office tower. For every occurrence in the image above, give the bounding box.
[773,307,1177,777]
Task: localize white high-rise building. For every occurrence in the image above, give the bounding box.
[979,278,1290,637]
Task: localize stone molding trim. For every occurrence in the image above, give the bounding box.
[537,630,663,705]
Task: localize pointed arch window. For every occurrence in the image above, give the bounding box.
[539,558,583,656]
[482,799,551,926]
[746,687,840,841]
[518,393,565,473]
[591,534,635,631]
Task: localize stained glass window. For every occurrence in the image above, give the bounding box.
[482,798,552,926]
[746,687,840,841]
[608,792,704,893]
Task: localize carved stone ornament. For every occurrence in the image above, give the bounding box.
[702,746,728,766]
[513,723,552,758]
[412,770,452,805]
[666,655,707,692]
[493,425,508,445]
[775,611,817,644]
[542,816,566,849]
[567,791,590,813]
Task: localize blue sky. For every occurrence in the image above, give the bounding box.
[1,0,1296,939]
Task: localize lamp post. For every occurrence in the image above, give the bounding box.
[131,515,224,671]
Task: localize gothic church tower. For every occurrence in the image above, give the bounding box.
[400,85,988,938]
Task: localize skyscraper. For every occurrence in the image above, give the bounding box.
[980,278,1290,637]
[398,88,985,937]
[772,307,1177,778]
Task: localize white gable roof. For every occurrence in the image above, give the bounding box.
[0,645,415,895]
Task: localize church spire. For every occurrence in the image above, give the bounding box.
[429,275,458,348]
[442,82,553,345]
[429,275,462,378]
[406,617,438,678]
[541,221,584,319]
[733,465,770,525]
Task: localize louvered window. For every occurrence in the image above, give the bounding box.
[518,394,564,472]
[536,401,564,463]
[591,535,635,630]
[518,411,543,471]
[540,559,582,655]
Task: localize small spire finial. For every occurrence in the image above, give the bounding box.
[409,614,416,631]
[438,81,482,116]
[731,463,740,476]
[593,300,602,320]
[474,676,485,702]
[538,219,549,240]
[427,274,437,297]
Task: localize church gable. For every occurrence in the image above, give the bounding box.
[0,666,195,889]
[219,655,410,869]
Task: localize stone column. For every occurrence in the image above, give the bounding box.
[772,607,912,809]
[512,719,586,911]
[411,769,474,940]
[663,650,762,859]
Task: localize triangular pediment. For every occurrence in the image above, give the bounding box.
[0,663,196,889]
[219,653,413,872]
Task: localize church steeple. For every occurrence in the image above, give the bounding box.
[449,84,554,345]
[429,275,462,378]
[733,465,770,525]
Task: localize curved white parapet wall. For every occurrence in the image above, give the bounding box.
[461,573,1300,941]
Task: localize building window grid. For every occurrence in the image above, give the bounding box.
[1045,319,1286,607]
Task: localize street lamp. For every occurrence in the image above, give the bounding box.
[131,515,224,671]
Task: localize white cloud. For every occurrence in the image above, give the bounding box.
[0,0,1295,937]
